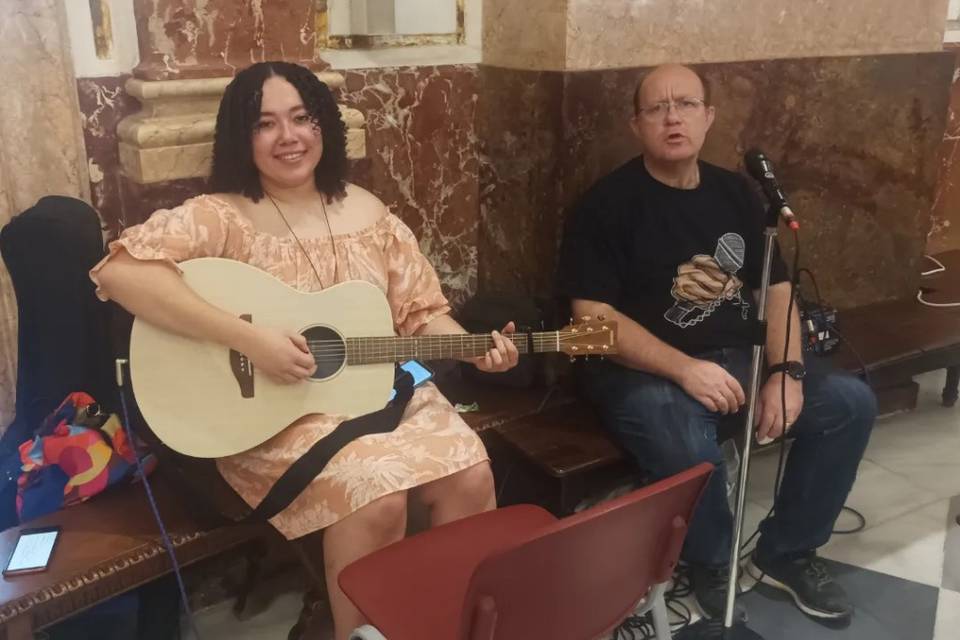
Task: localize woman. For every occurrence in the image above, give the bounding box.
[92,61,517,639]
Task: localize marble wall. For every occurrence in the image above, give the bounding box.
[930,48,960,254]
[485,0,949,70]
[342,66,481,307]
[64,0,960,322]
[478,53,955,309]
[476,67,564,295]
[0,0,91,434]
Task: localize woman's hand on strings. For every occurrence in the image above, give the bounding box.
[471,321,520,373]
[241,326,318,384]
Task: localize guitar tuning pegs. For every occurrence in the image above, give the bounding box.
[570,356,576,363]
[580,315,592,322]
[597,314,606,321]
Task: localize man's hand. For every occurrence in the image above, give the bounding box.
[755,373,804,443]
[471,322,520,373]
[677,359,746,414]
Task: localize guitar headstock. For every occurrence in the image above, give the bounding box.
[558,316,618,358]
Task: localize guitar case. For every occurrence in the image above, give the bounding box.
[0,196,114,526]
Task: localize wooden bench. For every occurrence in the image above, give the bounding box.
[446,250,960,515]
[0,473,270,640]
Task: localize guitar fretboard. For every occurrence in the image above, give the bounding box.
[341,333,561,365]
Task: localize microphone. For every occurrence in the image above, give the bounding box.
[744,149,800,230]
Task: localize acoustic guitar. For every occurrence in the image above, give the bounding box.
[129,258,618,458]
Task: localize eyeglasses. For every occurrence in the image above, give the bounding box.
[636,97,706,121]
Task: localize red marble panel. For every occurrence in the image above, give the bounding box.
[76,76,140,236]
[131,0,325,80]
[340,65,480,307]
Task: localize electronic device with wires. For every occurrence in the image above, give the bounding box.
[798,298,840,356]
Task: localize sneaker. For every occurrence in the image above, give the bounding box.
[691,564,748,623]
[748,551,853,621]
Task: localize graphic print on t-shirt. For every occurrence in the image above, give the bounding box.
[664,232,750,328]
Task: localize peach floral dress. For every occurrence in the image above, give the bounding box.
[91,194,489,539]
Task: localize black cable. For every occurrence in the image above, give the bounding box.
[737,234,870,600]
[115,360,201,639]
[832,505,867,535]
[829,325,872,388]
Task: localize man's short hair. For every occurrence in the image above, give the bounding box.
[633,66,712,116]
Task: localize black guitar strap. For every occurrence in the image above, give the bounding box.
[244,370,415,523]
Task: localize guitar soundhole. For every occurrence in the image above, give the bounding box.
[303,325,345,380]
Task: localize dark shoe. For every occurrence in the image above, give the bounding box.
[749,551,853,621]
[691,564,747,623]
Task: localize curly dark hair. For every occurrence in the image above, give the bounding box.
[210,61,348,203]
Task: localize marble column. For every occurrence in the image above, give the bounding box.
[0,0,91,434]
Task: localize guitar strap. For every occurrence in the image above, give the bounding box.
[244,369,415,523]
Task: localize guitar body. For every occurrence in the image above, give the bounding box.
[130,258,395,458]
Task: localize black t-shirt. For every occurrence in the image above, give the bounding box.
[557,157,789,356]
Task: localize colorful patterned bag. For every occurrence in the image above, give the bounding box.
[16,392,156,522]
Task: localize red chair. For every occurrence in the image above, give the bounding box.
[339,463,713,640]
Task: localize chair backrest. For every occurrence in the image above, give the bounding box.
[460,463,713,640]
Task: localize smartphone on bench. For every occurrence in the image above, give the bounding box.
[3,526,61,577]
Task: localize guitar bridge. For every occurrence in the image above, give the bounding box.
[230,314,255,398]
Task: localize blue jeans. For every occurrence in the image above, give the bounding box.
[579,347,877,567]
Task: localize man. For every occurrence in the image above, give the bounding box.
[557,64,876,624]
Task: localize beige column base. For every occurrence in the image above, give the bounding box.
[117,73,365,184]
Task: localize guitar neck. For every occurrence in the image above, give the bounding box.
[344,332,562,365]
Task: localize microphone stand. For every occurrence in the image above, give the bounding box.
[678,217,784,640]
[720,203,784,638]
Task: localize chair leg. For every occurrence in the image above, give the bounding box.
[632,583,671,640]
[944,365,959,407]
[649,583,672,640]
[350,624,388,639]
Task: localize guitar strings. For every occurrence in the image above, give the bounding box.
[301,333,590,345]
[297,331,610,362]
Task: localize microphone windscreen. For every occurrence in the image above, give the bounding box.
[744,148,770,180]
